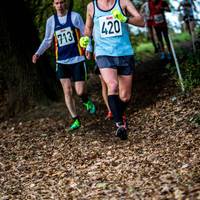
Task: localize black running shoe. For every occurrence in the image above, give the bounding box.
[116,125,128,140]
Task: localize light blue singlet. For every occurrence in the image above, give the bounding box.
[93,0,134,57]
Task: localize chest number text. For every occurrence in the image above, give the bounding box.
[100,16,122,38]
[55,27,75,47]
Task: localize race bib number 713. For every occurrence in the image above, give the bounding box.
[99,15,122,38]
[55,27,75,47]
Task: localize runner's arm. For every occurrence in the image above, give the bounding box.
[35,17,54,56]
[123,0,145,27]
[84,2,94,37]
[73,12,85,36]
[32,17,54,63]
[73,12,92,52]
[83,2,94,60]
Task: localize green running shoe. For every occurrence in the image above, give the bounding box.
[68,119,81,132]
[83,99,96,114]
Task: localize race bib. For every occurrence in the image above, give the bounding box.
[99,15,122,38]
[55,27,75,47]
[154,14,164,24]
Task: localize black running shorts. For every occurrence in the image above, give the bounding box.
[56,61,87,81]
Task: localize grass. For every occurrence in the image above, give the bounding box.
[135,43,155,61]
[173,52,200,91]
[135,30,200,92]
[171,32,191,43]
[135,32,192,60]
[136,42,155,54]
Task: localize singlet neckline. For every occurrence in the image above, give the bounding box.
[55,11,69,26]
[96,0,117,12]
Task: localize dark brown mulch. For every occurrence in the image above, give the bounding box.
[0,52,200,199]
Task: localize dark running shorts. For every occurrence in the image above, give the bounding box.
[94,63,100,75]
[96,55,135,75]
[56,61,87,81]
[183,15,194,22]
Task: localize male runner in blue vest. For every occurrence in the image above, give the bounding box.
[32,0,96,132]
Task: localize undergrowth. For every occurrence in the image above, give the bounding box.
[166,49,200,91]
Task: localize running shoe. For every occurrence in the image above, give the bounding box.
[115,123,128,140]
[105,111,113,120]
[167,52,172,60]
[160,52,165,60]
[83,99,96,114]
[68,119,81,132]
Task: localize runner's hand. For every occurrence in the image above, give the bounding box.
[111,9,128,23]
[32,54,39,64]
[79,36,90,48]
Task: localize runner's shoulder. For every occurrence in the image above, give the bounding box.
[46,15,55,26]
[70,11,81,18]
[87,2,95,17]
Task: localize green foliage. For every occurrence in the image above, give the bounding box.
[131,31,149,46]
[136,43,154,53]
[26,0,91,41]
[85,58,96,73]
[172,32,191,43]
[136,32,193,61]
[135,42,155,61]
[135,29,200,92]
[134,32,157,61]
[167,50,200,91]
[182,54,200,91]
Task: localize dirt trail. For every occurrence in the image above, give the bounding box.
[0,44,200,199]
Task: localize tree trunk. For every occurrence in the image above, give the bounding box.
[0,0,60,120]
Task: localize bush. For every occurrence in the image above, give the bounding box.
[168,50,200,91]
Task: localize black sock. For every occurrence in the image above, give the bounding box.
[108,95,123,123]
[80,94,89,103]
[119,99,129,115]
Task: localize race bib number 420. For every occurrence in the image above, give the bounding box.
[99,15,122,38]
[55,27,75,47]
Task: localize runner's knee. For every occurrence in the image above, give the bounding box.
[76,89,84,96]
[120,92,131,102]
[107,80,118,94]
[75,82,85,96]
[63,85,73,97]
